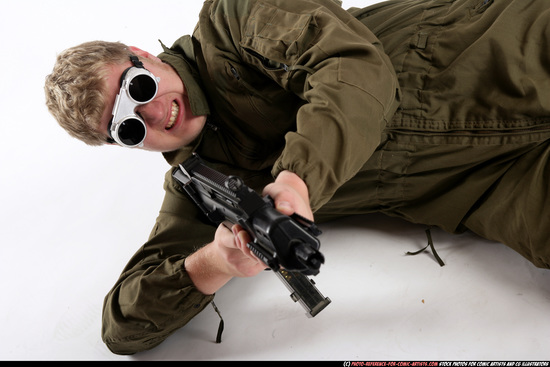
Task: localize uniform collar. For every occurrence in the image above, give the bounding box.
[158,37,211,166]
[157,37,210,117]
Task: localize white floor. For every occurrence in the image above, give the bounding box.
[133,214,550,361]
[1,0,549,362]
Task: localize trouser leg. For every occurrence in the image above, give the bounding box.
[460,142,550,269]
[318,136,550,270]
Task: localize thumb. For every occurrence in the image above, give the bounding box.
[274,200,294,216]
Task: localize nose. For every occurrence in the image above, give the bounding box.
[135,100,163,128]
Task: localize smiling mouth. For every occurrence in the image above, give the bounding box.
[166,101,180,130]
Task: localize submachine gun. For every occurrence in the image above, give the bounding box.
[172,153,331,317]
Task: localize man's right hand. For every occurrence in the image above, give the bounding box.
[184,224,266,295]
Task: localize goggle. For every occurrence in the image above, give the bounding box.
[107,55,160,147]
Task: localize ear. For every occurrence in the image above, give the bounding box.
[129,46,161,62]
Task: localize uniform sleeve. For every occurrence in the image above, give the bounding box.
[101,169,216,355]
[238,0,400,211]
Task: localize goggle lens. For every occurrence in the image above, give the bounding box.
[117,118,146,146]
[128,74,157,103]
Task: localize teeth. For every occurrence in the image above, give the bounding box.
[166,101,179,129]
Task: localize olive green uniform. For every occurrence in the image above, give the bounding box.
[102,0,550,354]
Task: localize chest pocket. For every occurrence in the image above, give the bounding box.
[239,2,320,87]
[201,56,301,168]
[222,60,301,140]
[199,2,320,167]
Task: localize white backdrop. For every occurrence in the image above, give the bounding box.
[1,0,549,361]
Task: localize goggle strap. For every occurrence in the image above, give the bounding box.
[129,55,144,69]
[119,56,146,87]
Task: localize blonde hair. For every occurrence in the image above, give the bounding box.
[44,41,134,145]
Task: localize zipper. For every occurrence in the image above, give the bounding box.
[387,122,550,136]
[228,63,271,102]
[242,47,289,71]
[230,66,241,80]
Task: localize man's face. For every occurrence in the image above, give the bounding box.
[99,52,206,152]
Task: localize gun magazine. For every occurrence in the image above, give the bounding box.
[275,269,331,317]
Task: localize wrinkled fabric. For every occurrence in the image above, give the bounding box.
[102,0,550,355]
[339,0,550,268]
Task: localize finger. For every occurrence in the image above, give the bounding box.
[216,223,233,238]
[274,200,294,215]
[231,225,252,252]
[231,224,247,250]
[264,185,295,214]
[234,229,266,264]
